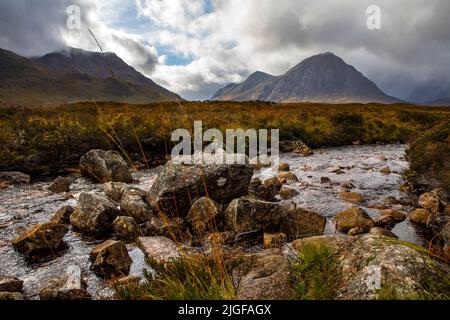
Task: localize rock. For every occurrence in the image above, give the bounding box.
[278,162,290,172]
[380,166,391,175]
[234,228,264,247]
[80,149,132,183]
[278,186,300,199]
[409,208,431,225]
[51,206,74,225]
[320,177,331,184]
[204,232,236,248]
[137,236,181,263]
[332,168,345,175]
[47,176,71,193]
[418,191,443,213]
[340,181,355,190]
[339,191,364,204]
[236,249,293,299]
[279,207,326,241]
[0,171,30,185]
[139,216,185,240]
[104,182,130,202]
[373,214,395,228]
[277,172,299,183]
[90,240,132,278]
[147,161,253,218]
[113,216,140,241]
[264,233,287,248]
[369,227,398,238]
[186,197,223,236]
[70,192,119,234]
[248,178,279,202]
[120,188,153,223]
[348,227,366,236]
[12,222,68,255]
[0,292,24,300]
[0,276,23,293]
[377,209,406,222]
[39,266,92,300]
[279,139,313,156]
[378,155,387,161]
[225,198,324,241]
[333,207,374,233]
[335,235,450,299]
[442,221,450,255]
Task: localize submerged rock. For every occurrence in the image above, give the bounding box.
[70,192,119,234]
[12,222,68,255]
[90,240,132,278]
[333,207,374,234]
[147,161,253,218]
[80,149,132,183]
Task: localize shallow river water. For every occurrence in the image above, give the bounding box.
[0,144,426,299]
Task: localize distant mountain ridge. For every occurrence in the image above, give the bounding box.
[0,47,181,107]
[212,52,400,104]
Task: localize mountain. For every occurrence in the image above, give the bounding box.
[423,97,450,106]
[212,52,400,104]
[0,47,181,107]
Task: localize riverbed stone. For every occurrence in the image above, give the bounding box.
[147,161,253,218]
[137,236,181,263]
[369,227,398,238]
[279,139,313,156]
[373,214,395,228]
[39,266,92,300]
[70,192,119,234]
[0,292,24,300]
[236,249,293,300]
[90,240,132,278]
[278,163,290,172]
[0,171,30,185]
[248,178,279,202]
[186,197,223,236]
[12,222,68,255]
[418,191,444,213]
[120,188,153,223]
[113,216,140,241]
[278,186,300,199]
[0,276,23,293]
[348,227,366,236]
[333,207,374,233]
[277,172,299,183]
[380,166,391,175]
[264,233,287,248]
[104,182,130,202]
[377,209,406,222]
[339,192,364,204]
[280,207,326,241]
[47,176,71,193]
[51,206,74,225]
[80,149,132,183]
[409,208,431,225]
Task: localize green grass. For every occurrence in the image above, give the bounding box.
[290,242,342,300]
[114,249,253,300]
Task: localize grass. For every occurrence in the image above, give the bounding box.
[114,248,253,300]
[290,242,342,300]
[1,101,449,176]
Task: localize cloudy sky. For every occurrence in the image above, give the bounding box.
[1,0,449,102]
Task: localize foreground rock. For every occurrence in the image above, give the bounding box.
[224,197,325,241]
[236,249,293,300]
[0,276,23,293]
[80,149,132,183]
[408,208,430,225]
[339,192,364,204]
[39,266,91,300]
[70,192,119,234]
[137,236,181,263]
[104,182,130,202]
[0,171,30,185]
[147,161,253,218]
[418,190,445,213]
[51,206,74,225]
[333,207,374,234]
[90,240,132,278]
[292,235,450,300]
[12,222,68,255]
[113,216,140,241]
[47,176,71,193]
[248,178,279,202]
[120,188,153,223]
[186,197,223,237]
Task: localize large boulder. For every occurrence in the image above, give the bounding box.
[236,249,294,299]
[137,236,181,263]
[224,197,325,241]
[147,161,253,218]
[333,207,374,234]
[39,266,92,300]
[80,149,132,183]
[12,222,68,255]
[186,197,223,237]
[90,240,132,278]
[120,188,153,223]
[70,192,119,234]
